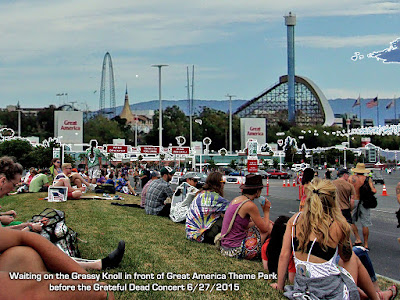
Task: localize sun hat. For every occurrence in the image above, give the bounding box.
[351,163,369,174]
[239,174,266,189]
[160,166,175,176]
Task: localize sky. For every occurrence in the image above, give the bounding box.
[1,0,400,112]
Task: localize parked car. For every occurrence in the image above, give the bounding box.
[266,169,291,179]
[228,170,248,177]
[178,172,207,189]
[257,170,270,179]
[370,170,385,185]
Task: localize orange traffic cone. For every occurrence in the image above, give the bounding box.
[382,184,388,196]
[283,180,286,187]
[287,179,290,187]
[293,179,296,187]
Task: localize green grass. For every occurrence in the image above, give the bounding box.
[2,193,398,299]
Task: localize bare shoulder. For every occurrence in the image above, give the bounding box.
[396,182,400,195]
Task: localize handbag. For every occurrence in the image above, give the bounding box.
[214,199,250,249]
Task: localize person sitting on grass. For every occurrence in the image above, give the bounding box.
[220,174,272,260]
[28,169,50,193]
[262,215,295,283]
[170,174,200,223]
[116,172,137,196]
[0,156,114,299]
[52,163,85,199]
[271,179,397,300]
[185,172,229,243]
[141,171,160,208]
[145,167,175,216]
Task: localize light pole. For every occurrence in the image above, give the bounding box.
[152,64,168,148]
[17,109,22,137]
[226,94,236,154]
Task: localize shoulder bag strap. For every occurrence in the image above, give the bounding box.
[221,199,251,238]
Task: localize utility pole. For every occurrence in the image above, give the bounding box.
[226,94,236,154]
[152,64,168,148]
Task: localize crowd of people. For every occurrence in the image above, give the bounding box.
[1,154,398,299]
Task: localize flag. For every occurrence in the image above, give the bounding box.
[366,97,378,108]
[352,96,361,108]
[386,100,394,109]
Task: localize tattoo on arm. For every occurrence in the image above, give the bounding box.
[351,177,356,184]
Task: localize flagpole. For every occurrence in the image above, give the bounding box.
[359,94,362,127]
[395,96,397,122]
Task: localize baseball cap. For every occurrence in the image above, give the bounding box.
[337,168,349,176]
[160,166,175,176]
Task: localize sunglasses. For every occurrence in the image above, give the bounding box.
[56,161,61,163]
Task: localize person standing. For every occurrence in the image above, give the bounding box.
[396,182,400,244]
[348,163,376,250]
[145,167,175,217]
[333,168,355,225]
[84,140,104,184]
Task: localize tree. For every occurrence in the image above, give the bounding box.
[84,115,125,144]
[0,139,33,168]
[229,159,237,169]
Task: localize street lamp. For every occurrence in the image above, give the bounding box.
[152,64,168,148]
[226,94,236,154]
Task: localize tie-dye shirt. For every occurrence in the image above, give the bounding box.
[185,190,229,242]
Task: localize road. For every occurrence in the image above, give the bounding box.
[135,170,400,281]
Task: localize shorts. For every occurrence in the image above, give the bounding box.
[220,226,262,260]
[341,209,353,224]
[88,165,101,179]
[352,200,372,227]
[67,191,75,200]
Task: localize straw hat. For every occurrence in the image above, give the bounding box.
[351,163,369,174]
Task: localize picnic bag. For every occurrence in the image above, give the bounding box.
[95,183,116,194]
[214,199,250,249]
[359,177,377,209]
[30,208,81,258]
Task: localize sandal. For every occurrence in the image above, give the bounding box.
[388,285,398,300]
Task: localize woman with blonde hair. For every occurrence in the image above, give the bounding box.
[271,179,396,300]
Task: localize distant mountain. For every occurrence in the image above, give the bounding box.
[113,99,248,116]
[109,98,398,126]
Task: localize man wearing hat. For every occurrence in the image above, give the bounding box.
[349,163,377,249]
[145,167,175,216]
[332,168,355,224]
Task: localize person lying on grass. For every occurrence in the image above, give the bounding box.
[0,156,114,299]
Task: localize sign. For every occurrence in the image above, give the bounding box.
[171,147,190,155]
[240,118,266,150]
[54,111,83,151]
[107,145,128,153]
[247,159,258,173]
[361,137,371,147]
[247,140,258,156]
[140,146,160,154]
[53,148,60,158]
[192,141,203,154]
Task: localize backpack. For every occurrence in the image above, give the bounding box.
[30,208,81,258]
[359,177,377,209]
[95,183,116,194]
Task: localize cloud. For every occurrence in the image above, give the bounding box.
[296,34,399,48]
[367,37,400,63]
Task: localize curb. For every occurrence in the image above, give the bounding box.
[376,274,400,285]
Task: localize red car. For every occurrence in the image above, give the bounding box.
[266,169,291,179]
